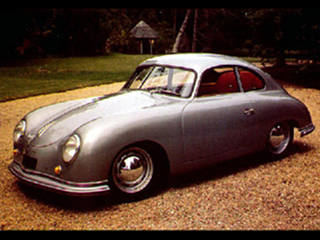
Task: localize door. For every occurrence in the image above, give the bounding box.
[182,66,256,163]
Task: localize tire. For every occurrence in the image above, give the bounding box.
[266,121,293,157]
[109,146,159,200]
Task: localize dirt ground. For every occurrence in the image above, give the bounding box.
[1,81,320,230]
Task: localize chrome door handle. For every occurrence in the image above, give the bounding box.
[244,108,255,115]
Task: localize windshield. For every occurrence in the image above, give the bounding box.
[125,66,196,98]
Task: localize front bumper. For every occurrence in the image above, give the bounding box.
[9,161,110,196]
[299,123,316,137]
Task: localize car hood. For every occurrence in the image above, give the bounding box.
[28,91,167,147]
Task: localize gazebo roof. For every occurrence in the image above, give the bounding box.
[130,21,159,39]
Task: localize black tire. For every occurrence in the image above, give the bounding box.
[109,146,161,200]
[266,121,293,157]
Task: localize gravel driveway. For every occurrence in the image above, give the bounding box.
[1,81,320,230]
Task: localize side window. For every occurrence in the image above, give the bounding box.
[238,68,265,92]
[197,67,239,97]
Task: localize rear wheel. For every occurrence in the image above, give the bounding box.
[266,121,293,156]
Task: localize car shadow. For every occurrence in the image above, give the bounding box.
[17,140,313,212]
[169,140,314,189]
[17,182,119,212]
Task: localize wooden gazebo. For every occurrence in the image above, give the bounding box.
[130,21,159,54]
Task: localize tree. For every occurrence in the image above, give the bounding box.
[192,9,198,52]
[246,9,305,65]
[172,9,192,53]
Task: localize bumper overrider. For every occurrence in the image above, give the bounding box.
[8,161,110,196]
[299,123,316,137]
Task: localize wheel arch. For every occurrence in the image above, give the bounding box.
[287,119,300,129]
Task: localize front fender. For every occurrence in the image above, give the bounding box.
[75,106,185,180]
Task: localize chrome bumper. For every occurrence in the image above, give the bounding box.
[299,123,315,137]
[8,161,110,196]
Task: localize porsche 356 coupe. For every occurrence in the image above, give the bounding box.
[9,53,315,199]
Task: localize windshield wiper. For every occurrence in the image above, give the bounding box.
[150,89,180,97]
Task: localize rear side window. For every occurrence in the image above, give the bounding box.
[197,67,239,97]
[238,68,265,92]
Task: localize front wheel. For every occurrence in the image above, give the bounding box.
[266,121,293,156]
[110,146,157,200]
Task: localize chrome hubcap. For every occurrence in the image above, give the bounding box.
[113,148,153,194]
[268,123,291,155]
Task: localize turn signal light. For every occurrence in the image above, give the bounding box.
[54,165,62,175]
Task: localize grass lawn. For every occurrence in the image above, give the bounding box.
[2,53,318,102]
[0,53,153,102]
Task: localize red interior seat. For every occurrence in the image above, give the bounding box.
[215,72,239,93]
[240,71,264,91]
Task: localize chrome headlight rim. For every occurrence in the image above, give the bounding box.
[13,120,26,144]
[62,134,81,164]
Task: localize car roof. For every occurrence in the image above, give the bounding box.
[139,53,259,73]
[137,53,284,92]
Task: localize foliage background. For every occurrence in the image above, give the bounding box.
[1,9,320,63]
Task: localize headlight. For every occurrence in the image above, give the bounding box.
[62,134,80,164]
[13,120,26,144]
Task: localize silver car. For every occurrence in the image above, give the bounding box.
[9,53,315,199]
